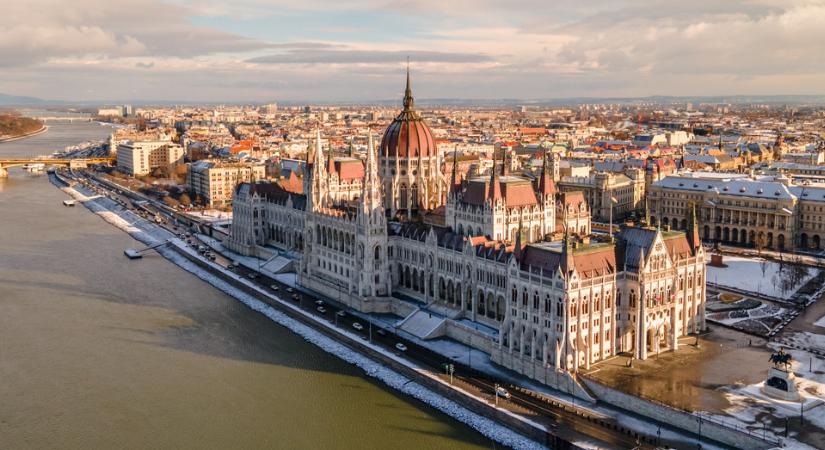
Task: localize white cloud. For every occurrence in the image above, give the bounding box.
[1,0,824,101]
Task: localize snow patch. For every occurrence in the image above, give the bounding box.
[706,255,817,300]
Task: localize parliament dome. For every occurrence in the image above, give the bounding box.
[379,69,437,159]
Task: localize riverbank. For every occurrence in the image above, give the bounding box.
[62,170,772,450]
[0,124,48,143]
[53,174,551,450]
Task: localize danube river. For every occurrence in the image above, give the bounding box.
[0,124,493,449]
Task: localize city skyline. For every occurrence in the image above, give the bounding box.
[3,0,825,102]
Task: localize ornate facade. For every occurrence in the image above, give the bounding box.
[226,74,707,393]
[379,67,447,218]
[648,172,825,252]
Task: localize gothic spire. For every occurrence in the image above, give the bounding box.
[687,202,700,252]
[538,146,555,196]
[644,195,651,227]
[450,146,459,193]
[488,148,502,202]
[561,229,574,276]
[403,58,414,111]
[361,129,383,215]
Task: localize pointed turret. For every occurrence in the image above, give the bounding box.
[538,147,555,196]
[687,202,700,252]
[514,218,525,260]
[310,127,328,210]
[360,130,383,216]
[488,148,502,203]
[561,231,575,277]
[644,195,651,227]
[403,60,414,112]
[450,147,461,195]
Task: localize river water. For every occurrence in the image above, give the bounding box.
[0,124,493,449]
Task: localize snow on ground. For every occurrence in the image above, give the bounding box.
[815,315,825,329]
[186,209,232,222]
[60,179,769,450]
[708,333,825,448]
[706,255,817,300]
[60,182,548,450]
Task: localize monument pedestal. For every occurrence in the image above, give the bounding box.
[762,367,800,401]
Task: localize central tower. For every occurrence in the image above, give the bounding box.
[379,66,445,219]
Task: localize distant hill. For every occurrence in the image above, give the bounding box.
[0,93,52,106]
[2,92,825,108]
[0,113,44,139]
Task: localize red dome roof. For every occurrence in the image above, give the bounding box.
[379,69,437,159]
[380,116,436,159]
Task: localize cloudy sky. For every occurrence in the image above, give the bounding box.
[2,0,824,102]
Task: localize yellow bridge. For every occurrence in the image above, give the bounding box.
[0,157,115,177]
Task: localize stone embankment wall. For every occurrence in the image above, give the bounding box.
[581,377,777,450]
[168,243,577,449]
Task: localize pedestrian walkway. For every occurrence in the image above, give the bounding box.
[399,309,446,339]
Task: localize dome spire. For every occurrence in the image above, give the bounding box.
[403,58,414,111]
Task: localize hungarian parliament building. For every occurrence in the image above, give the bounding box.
[226,73,707,392]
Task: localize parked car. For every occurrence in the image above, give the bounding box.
[316,306,327,314]
[336,311,346,318]
[314,300,324,306]
[286,288,295,293]
[352,322,363,331]
[376,329,387,336]
[395,343,407,352]
[291,294,300,300]
[247,273,258,280]
[270,285,279,291]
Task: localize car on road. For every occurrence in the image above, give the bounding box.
[395,343,407,352]
[247,273,258,280]
[291,294,300,300]
[336,311,346,318]
[286,288,294,293]
[227,263,235,270]
[352,322,363,331]
[376,329,387,336]
[208,255,216,261]
[314,300,324,306]
[316,306,327,314]
[495,386,511,399]
[270,285,279,291]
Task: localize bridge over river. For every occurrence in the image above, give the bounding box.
[0,157,114,177]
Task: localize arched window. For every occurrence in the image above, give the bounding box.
[400,184,408,209]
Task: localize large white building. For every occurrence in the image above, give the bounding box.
[187,160,266,207]
[116,139,184,176]
[226,74,707,395]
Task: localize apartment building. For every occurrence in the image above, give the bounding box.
[187,160,266,207]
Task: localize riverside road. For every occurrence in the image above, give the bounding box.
[65,167,740,450]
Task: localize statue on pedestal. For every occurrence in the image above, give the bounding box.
[763,348,800,401]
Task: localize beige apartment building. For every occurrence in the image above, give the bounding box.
[116,140,184,176]
[188,160,266,207]
[648,172,825,251]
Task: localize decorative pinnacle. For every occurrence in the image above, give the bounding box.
[403,58,414,111]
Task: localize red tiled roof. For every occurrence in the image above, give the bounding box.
[330,159,365,181]
[502,180,537,207]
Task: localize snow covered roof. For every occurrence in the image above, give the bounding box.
[653,175,797,200]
